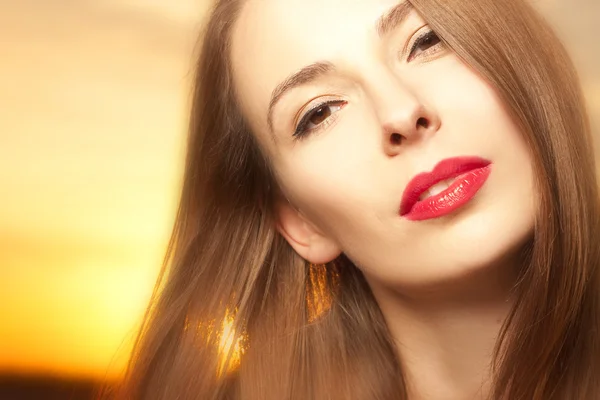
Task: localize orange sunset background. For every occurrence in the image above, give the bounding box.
[0,0,598,397]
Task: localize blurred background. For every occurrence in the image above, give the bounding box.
[0,0,598,398]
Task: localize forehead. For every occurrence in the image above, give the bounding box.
[230,0,410,134]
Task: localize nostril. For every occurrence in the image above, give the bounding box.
[417,117,429,129]
[390,133,403,145]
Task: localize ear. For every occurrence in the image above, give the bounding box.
[275,199,342,264]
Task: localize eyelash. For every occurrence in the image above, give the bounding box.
[407,29,443,62]
[293,99,346,139]
[292,28,443,139]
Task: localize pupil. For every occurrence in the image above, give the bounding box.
[310,106,331,125]
[416,33,440,53]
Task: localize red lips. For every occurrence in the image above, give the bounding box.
[400,156,492,217]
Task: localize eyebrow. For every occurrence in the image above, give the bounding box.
[266,1,414,134]
[376,1,414,37]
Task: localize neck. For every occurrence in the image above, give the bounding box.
[367,254,521,400]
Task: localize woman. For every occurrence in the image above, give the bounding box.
[117,0,600,398]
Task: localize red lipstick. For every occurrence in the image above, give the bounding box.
[400,156,492,221]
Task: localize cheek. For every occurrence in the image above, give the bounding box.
[276,154,376,237]
[273,128,397,244]
[430,58,528,154]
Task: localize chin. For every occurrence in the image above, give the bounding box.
[419,200,535,287]
[382,198,536,293]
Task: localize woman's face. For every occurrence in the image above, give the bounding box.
[230,0,536,291]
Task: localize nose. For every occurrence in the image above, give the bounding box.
[371,77,441,157]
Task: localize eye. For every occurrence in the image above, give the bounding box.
[407,29,443,62]
[293,100,346,139]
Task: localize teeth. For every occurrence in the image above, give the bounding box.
[418,178,454,201]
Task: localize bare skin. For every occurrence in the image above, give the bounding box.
[230,0,536,398]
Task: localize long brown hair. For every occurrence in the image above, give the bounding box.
[113,0,600,398]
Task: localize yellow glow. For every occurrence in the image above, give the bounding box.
[306,263,337,323]
[0,0,206,379]
[216,310,245,376]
